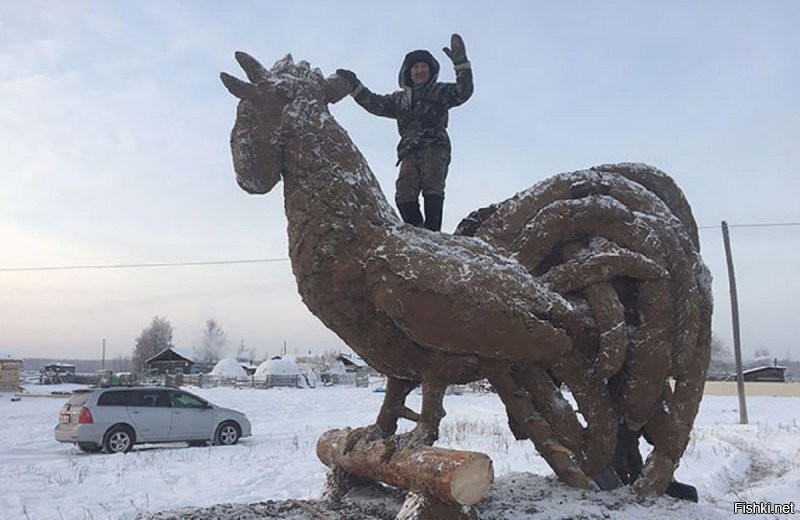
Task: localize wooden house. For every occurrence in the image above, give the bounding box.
[726,365,788,383]
[0,352,22,390]
[741,365,787,382]
[145,348,201,375]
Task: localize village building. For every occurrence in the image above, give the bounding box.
[335,353,373,387]
[238,359,259,376]
[336,353,365,371]
[145,348,202,375]
[39,362,76,384]
[740,365,787,383]
[0,352,23,390]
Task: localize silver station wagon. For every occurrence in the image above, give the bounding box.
[55,386,252,453]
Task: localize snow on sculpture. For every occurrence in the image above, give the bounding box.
[220,51,712,513]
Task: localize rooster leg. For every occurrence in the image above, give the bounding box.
[343,377,419,454]
[389,377,447,451]
[415,378,448,444]
[375,377,419,436]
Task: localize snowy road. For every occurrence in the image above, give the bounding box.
[1,384,798,519]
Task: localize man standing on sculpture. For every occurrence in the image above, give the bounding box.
[337,34,473,232]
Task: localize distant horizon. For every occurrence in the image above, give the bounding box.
[19,351,799,365]
[19,347,357,363]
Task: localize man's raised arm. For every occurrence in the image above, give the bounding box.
[441,33,473,107]
[336,69,399,119]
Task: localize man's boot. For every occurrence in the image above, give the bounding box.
[423,195,444,231]
[396,200,423,227]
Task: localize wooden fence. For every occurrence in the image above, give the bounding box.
[163,373,306,389]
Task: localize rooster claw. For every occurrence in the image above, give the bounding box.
[343,424,390,454]
[379,428,436,463]
[395,427,437,450]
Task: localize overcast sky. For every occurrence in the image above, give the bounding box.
[1,1,798,362]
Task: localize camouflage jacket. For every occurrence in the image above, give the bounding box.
[351,50,473,162]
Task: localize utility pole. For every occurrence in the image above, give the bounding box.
[722,221,748,424]
[102,338,106,369]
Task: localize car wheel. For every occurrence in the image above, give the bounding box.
[103,425,134,454]
[214,421,241,446]
[77,442,102,453]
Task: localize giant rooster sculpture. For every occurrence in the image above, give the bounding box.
[220,51,712,503]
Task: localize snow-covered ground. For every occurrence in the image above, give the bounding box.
[1,383,798,520]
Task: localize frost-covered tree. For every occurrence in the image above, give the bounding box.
[753,347,771,359]
[707,334,734,380]
[132,316,174,372]
[196,318,226,364]
[320,349,343,365]
[235,339,256,362]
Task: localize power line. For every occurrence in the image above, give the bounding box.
[698,222,800,230]
[0,258,289,273]
[1,222,797,273]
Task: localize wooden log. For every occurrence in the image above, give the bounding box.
[316,428,494,506]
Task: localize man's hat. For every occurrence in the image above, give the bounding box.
[398,49,440,87]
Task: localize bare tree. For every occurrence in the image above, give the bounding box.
[111,355,132,372]
[132,316,174,373]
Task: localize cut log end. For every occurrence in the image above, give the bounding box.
[450,455,494,505]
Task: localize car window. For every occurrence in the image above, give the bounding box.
[169,391,206,408]
[66,392,91,406]
[129,390,171,407]
[97,390,132,406]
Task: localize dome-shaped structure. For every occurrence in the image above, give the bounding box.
[254,357,305,387]
[255,357,301,376]
[210,358,248,380]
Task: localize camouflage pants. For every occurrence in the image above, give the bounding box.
[395,146,451,204]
